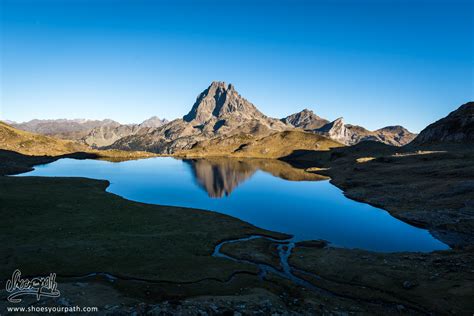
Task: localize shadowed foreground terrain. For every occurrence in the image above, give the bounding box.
[0,151,433,315]
[0,176,287,281]
[1,150,473,314]
[221,237,474,315]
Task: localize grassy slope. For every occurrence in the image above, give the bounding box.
[0,121,87,155]
[179,130,343,159]
[0,121,156,159]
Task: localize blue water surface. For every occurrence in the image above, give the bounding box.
[19,157,448,252]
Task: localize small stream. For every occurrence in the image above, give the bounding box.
[212,235,328,294]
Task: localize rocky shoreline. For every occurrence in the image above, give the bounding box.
[282,144,474,249]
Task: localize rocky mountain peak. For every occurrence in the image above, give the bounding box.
[314,117,348,144]
[183,81,264,123]
[377,125,406,132]
[140,116,168,128]
[281,108,329,130]
[321,117,345,131]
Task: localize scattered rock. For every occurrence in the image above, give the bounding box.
[402,281,417,289]
[295,240,328,248]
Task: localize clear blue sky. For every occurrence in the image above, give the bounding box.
[1,0,473,132]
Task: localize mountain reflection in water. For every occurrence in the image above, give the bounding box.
[183,158,327,198]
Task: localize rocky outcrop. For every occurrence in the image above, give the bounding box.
[315,118,348,144]
[411,102,474,145]
[82,124,140,148]
[314,118,416,146]
[281,109,329,130]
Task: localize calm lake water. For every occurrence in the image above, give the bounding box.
[19,157,448,252]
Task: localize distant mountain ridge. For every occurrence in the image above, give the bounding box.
[0,119,16,125]
[108,81,417,153]
[281,109,416,146]
[12,119,119,140]
[11,116,169,148]
[83,116,168,147]
[313,117,417,146]
[8,81,418,153]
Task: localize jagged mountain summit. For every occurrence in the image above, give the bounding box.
[411,102,473,145]
[281,109,329,130]
[108,81,289,153]
[184,82,266,123]
[314,117,416,146]
[182,81,287,133]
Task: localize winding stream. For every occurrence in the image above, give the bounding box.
[213,235,329,294]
